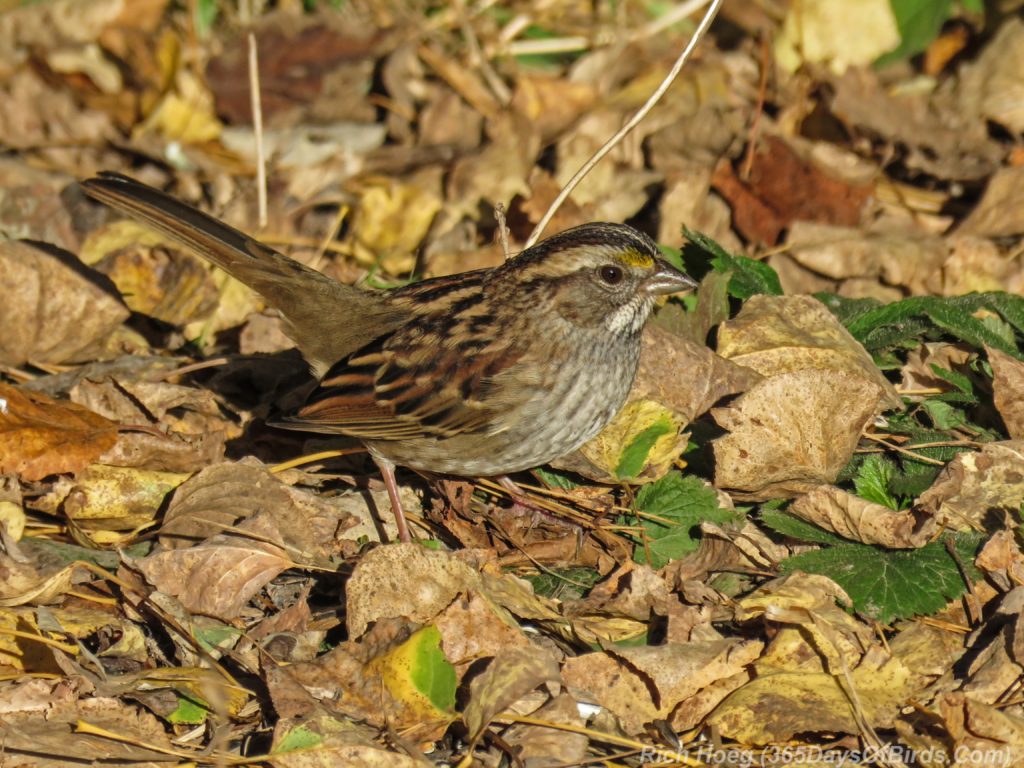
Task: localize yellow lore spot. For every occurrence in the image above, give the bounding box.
[617,249,655,268]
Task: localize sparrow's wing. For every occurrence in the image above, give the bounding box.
[82,172,410,375]
[283,272,536,441]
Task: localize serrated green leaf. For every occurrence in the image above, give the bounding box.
[921,399,968,430]
[929,363,975,397]
[780,532,983,623]
[624,472,738,568]
[844,296,1020,356]
[682,228,782,299]
[759,510,847,545]
[853,454,900,509]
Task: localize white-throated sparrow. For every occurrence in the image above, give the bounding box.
[82,172,696,541]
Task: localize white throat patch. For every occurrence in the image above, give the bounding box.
[605,296,651,335]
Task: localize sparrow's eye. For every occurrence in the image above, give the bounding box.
[599,265,624,285]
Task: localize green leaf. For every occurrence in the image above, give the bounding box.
[409,625,457,713]
[877,0,952,66]
[194,0,220,37]
[780,532,983,624]
[853,455,900,509]
[921,399,968,430]
[166,693,211,725]
[274,725,322,754]
[843,295,1021,357]
[533,467,579,491]
[624,472,738,568]
[760,509,847,545]
[682,228,783,300]
[615,415,675,479]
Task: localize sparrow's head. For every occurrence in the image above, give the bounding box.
[507,223,697,334]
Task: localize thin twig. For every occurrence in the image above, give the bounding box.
[526,0,722,247]
[248,31,267,229]
[861,432,946,466]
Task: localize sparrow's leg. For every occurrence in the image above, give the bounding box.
[373,456,411,543]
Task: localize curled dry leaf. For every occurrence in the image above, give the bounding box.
[463,645,561,743]
[561,638,762,734]
[80,220,221,325]
[987,346,1024,439]
[789,485,937,548]
[0,240,128,367]
[976,530,1024,591]
[69,377,230,473]
[0,383,119,481]
[717,294,901,410]
[0,559,82,607]
[712,369,884,500]
[916,441,1024,531]
[637,324,761,423]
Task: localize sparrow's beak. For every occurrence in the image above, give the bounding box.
[644,260,699,296]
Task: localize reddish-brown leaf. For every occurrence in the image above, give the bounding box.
[0,383,118,481]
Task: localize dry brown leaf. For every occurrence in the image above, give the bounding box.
[270,710,428,768]
[987,347,1024,439]
[960,165,1024,238]
[69,377,230,473]
[434,592,529,668]
[712,137,873,246]
[136,517,293,620]
[789,485,937,548]
[0,693,174,766]
[712,369,883,500]
[717,294,901,410]
[463,645,560,742]
[0,384,119,481]
[957,17,1024,134]
[501,693,589,766]
[562,638,761,734]
[976,530,1024,591]
[916,441,1024,531]
[346,544,482,638]
[0,241,129,367]
[0,560,82,608]
[635,324,762,422]
[159,461,357,560]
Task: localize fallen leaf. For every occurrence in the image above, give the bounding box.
[774,0,900,74]
[0,241,129,367]
[716,294,901,410]
[712,369,884,500]
[916,441,1024,531]
[463,645,560,742]
[790,485,937,548]
[988,347,1024,439]
[0,384,119,481]
[346,544,482,638]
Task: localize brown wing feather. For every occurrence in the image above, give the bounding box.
[289,334,524,441]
